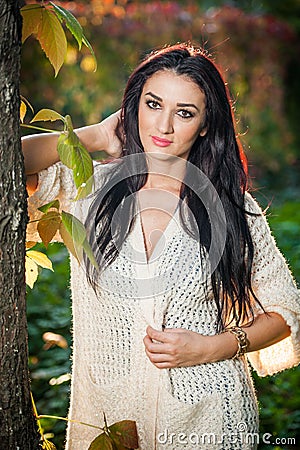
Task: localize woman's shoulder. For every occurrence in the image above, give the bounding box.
[244,191,264,215]
[92,159,121,192]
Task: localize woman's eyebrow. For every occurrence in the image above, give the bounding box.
[145,91,162,101]
[177,102,199,111]
[145,91,199,111]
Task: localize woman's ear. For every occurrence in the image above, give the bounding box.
[199,127,207,137]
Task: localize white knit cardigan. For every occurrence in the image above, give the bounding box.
[27,162,300,450]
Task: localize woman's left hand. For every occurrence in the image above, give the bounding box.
[143,325,212,368]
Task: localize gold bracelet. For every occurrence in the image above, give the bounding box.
[224,326,250,359]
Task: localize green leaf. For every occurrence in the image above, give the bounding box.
[50,2,83,50]
[21,4,43,43]
[38,199,60,214]
[71,141,94,190]
[109,420,139,449]
[57,133,75,169]
[37,211,61,247]
[37,8,68,77]
[31,108,64,124]
[82,34,97,71]
[88,432,114,450]
[73,176,94,201]
[57,120,94,198]
[61,211,86,246]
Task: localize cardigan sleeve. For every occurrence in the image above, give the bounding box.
[27,162,76,242]
[26,160,112,242]
[244,192,300,376]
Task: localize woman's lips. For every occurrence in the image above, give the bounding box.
[151,136,172,147]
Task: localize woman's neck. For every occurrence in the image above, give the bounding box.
[142,153,187,195]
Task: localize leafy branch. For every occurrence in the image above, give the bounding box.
[26,199,98,288]
[31,394,139,450]
[21,105,97,288]
[21,2,97,77]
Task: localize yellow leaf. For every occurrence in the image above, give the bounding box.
[26,250,54,271]
[37,211,61,247]
[21,4,43,43]
[25,256,38,289]
[59,222,83,262]
[31,108,64,123]
[42,439,57,450]
[37,9,67,77]
[20,100,27,123]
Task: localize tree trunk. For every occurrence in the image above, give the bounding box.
[0,1,40,448]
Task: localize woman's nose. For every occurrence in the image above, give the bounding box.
[157,111,174,134]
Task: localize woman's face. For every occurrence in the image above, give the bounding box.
[138,70,207,160]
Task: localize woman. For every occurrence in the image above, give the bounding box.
[24,44,300,450]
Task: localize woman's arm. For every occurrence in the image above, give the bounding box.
[22,111,121,175]
[143,312,290,368]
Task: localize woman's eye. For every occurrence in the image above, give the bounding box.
[177,109,193,119]
[146,100,161,110]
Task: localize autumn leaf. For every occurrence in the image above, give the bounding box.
[49,2,97,70]
[37,211,61,247]
[21,4,43,43]
[21,2,97,75]
[59,221,83,262]
[109,421,139,449]
[60,212,98,268]
[25,250,54,288]
[20,96,34,123]
[20,100,27,123]
[26,241,37,250]
[88,432,115,450]
[31,109,65,124]
[42,438,57,450]
[26,250,54,271]
[37,8,67,77]
[25,255,39,289]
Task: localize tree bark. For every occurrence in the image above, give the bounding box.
[0,1,40,448]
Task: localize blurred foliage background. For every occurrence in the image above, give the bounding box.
[22,0,300,448]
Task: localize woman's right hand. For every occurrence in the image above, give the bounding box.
[97,110,122,158]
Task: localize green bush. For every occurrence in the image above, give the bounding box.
[253,196,300,449]
[27,243,71,448]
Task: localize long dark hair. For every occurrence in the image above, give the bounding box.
[85,43,263,331]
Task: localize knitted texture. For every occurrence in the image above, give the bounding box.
[27,162,300,450]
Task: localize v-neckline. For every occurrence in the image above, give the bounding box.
[138,204,179,264]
